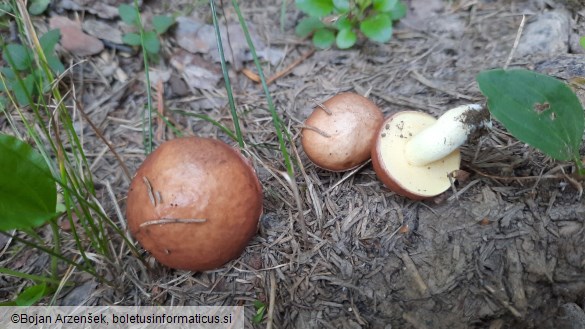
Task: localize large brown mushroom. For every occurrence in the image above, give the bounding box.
[301,92,384,171]
[126,137,263,271]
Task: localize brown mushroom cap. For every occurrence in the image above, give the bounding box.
[126,137,263,271]
[371,111,461,200]
[301,92,384,172]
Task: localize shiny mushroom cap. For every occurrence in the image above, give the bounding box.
[126,137,263,271]
[301,92,384,171]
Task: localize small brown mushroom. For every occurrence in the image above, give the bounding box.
[301,92,384,171]
[126,137,263,271]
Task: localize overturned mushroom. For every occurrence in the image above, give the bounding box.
[372,104,489,199]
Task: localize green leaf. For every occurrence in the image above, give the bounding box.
[39,30,65,74]
[46,55,65,74]
[312,28,335,49]
[39,29,61,54]
[28,0,50,15]
[0,134,57,231]
[389,1,407,20]
[295,16,325,38]
[1,67,17,81]
[122,32,142,46]
[253,300,265,309]
[333,0,350,12]
[295,0,334,17]
[336,28,357,49]
[143,31,160,54]
[3,44,33,71]
[356,0,372,11]
[252,301,266,324]
[373,0,397,12]
[477,69,584,161]
[11,74,36,106]
[580,36,585,50]
[0,3,13,17]
[14,284,50,306]
[152,15,174,34]
[335,16,353,30]
[360,13,393,43]
[118,4,139,26]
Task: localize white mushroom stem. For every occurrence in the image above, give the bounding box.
[404,104,489,166]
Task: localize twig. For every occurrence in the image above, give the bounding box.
[483,283,522,318]
[280,170,309,246]
[350,295,367,326]
[241,68,262,83]
[105,180,135,259]
[325,160,371,194]
[142,176,156,206]
[398,252,430,297]
[559,167,583,199]
[267,48,315,84]
[49,261,78,306]
[139,218,207,228]
[105,180,126,231]
[504,15,526,69]
[155,191,163,204]
[312,98,332,115]
[299,123,331,138]
[155,78,165,142]
[0,230,15,258]
[266,271,277,329]
[447,179,482,202]
[243,49,315,85]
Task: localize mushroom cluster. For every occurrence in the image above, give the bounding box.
[126,137,262,272]
[301,93,488,199]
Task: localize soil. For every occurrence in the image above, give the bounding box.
[1,0,585,328]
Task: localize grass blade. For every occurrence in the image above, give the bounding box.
[210,0,244,148]
[230,0,309,244]
[230,0,293,175]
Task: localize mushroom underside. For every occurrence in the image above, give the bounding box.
[373,111,461,199]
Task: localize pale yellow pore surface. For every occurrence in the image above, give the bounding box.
[378,112,461,198]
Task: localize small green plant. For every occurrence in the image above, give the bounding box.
[118,4,175,58]
[0,283,53,306]
[1,0,142,303]
[119,2,175,152]
[477,69,585,173]
[252,300,267,324]
[294,0,406,49]
[0,29,64,106]
[580,36,585,51]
